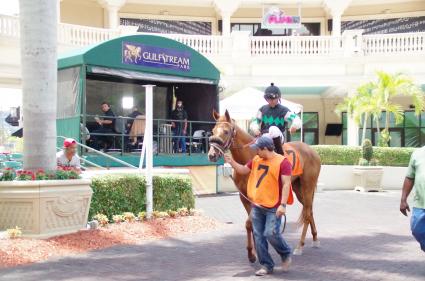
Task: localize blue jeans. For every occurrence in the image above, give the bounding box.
[173,128,186,153]
[411,207,425,252]
[251,206,292,271]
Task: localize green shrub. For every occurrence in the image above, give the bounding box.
[362,139,373,162]
[89,174,194,219]
[312,145,415,167]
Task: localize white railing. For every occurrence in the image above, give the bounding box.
[0,14,19,38]
[363,32,425,55]
[2,14,425,57]
[0,14,120,46]
[251,36,339,56]
[165,34,225,55]
[58,23,120,46]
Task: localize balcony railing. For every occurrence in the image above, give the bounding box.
[58,23,120,46]
[251,36,338,56]
[0,14,19,38]
[363,32,425,55]
[1,14,424,57]
[165,34,225,55]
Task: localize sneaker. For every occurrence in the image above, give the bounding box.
[281,257,292,272]
[255,267,273,276]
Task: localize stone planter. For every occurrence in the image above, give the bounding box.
[353,166,384,192]
[0,179,92,238]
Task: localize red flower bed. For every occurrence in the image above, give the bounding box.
[0,215,221,268]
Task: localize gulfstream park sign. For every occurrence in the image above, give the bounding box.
[122,42,191,71]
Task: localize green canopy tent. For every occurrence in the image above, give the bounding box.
[57,34,220,166]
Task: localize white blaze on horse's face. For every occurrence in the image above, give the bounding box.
[208,121,233,162]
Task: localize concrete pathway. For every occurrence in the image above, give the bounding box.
[0,191,424,281]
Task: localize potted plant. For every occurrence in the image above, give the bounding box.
[353,139,384,192]
[0,167,92,238]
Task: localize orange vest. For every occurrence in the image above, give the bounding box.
[247,154,294,208]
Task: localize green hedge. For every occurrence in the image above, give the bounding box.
[312,145,416,167]
[89,174,195,219]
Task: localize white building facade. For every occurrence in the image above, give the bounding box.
[1,0,425,146]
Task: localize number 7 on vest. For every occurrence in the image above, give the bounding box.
[256,164,269,188]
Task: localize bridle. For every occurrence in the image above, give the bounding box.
[209,121,236,157]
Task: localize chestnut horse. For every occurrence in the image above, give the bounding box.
[208,110,321,261]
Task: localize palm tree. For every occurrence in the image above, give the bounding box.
[20,0,58,170]
[335,83,374,145]
[372,71,425,146]
[354,82,376,144]
[336,72,425,146]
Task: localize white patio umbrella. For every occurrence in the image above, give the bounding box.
[220,87,304,141]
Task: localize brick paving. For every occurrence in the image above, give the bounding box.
[1,191,424,281]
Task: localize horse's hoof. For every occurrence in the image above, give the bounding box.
[312,240,321,248]
[293,247,303,256]
[248,256,257,263]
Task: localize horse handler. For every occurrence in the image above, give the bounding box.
[225,135,293,276]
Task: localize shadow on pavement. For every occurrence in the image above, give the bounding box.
[0,229,424,281]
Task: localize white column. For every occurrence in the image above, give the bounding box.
[323,0,352,36]
[20,0,57,171]
[347,114,359,146]
[213,0,240,35]
[221,12,231,36]
[346,87,359,146]
[98,0,126,29]
[57,0,62,23]
[332,13,342,36]
[107,6,119,29]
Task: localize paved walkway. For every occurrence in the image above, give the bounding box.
[1,191,424,281]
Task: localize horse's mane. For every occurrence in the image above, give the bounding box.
[217,116,254,146]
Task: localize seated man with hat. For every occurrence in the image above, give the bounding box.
[56,138,81,173]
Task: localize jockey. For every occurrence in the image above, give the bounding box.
[250,83,302,155]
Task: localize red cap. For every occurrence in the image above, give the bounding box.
[63,138,77,148]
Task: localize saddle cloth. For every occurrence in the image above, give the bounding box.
[283,143,303,176]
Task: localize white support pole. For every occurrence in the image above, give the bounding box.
[142,85,155,219]
[300,109,304,142]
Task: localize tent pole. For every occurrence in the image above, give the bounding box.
[300,109,304,142]
[141,84,155,219]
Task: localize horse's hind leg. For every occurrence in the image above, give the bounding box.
[294,222,309,255]
[310,215,320,248]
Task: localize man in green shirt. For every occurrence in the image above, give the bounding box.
[400,146,425,252]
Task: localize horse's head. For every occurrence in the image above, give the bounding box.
[208,110,236,162]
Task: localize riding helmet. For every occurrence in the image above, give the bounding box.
[264,83,281,100]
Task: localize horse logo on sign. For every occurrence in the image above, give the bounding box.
[123,44,142,63]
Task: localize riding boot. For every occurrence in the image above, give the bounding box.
[273,137,284,155]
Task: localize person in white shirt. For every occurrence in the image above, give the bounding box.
[56,138,81,173]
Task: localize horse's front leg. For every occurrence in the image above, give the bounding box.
[245,218,256,263]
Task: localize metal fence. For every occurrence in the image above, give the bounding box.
[82,114,215,156]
